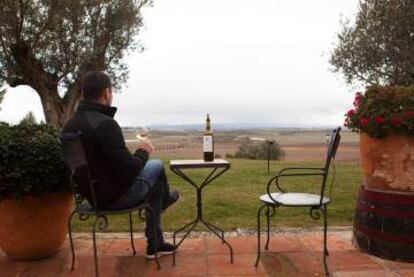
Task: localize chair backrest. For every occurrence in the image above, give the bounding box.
[324,127,341,171]
[320,127,341,204]
[61,132,98,212]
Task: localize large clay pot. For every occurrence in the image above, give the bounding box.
[0,191,72,260]
[360,133,414,193]
[355,133,414,262]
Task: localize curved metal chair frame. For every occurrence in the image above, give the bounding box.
[61,132,160,277]
[254,127,341,276]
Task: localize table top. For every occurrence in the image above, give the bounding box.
[170,159,230,169]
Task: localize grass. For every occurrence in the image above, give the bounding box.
[70,159,362,232]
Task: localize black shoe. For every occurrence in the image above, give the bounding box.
[162,190,180,210]
[146,242,177,259]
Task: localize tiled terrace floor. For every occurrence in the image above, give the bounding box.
[1,229,414,277]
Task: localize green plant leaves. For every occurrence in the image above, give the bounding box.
[0,122,70,200]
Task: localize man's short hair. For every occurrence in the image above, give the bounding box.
[81,71,112,100]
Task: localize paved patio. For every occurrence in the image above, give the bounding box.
[1,229,414,277]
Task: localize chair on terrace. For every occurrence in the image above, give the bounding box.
[61,132,160,277]
[254,127,341,276]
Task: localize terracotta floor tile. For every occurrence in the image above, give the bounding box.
[374,258,414,271]
[103,238,146,256]
[327,251,383,272]
[300,234,356,252]
[206,236,256,255]
[207,254,266,276]
[398,271,414,277]
[332,270,396,277]
[145,254,207,277]
[23,257,65,277]
[209,275,268,277]
[1,233,414,277]
[64,255,119,277]
[68,238,110,257]
[0,258,31,277]
[264,236,308,252]
[280,251,324,275]
[176,238,206,255]
[114,255,151,277]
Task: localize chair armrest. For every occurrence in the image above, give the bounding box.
[278,167,325,175]
[266,171,326,204]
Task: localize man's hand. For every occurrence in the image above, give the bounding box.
[136,135,155,154]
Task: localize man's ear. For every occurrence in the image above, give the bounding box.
[103,88,111,99]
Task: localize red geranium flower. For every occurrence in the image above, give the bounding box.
[404,111,414,118]
[360,118,369,127]
[346,109,355,117]
[353,92,363,106]
[391,116,402,126]
[375,116,385,124]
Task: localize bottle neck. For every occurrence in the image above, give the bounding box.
[205,114,211,133]
[206,121,211,132]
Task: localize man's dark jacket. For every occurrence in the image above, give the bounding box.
[62,100,148,207]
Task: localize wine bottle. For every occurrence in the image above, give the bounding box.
[203,113,214,161]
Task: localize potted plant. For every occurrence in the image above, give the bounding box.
[330,0,414,262]
[345,85,414,192]
[0,122,72,260]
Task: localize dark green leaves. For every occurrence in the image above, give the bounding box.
[0,122,70,200]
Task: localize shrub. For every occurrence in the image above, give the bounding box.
[0,122,70,200]
[19,111,37,125]
[234,139,284,160]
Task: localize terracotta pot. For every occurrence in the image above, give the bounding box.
[360,133,414,193]
[0,191,73,260]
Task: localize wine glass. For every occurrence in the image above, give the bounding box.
[135,124,155,153]
[135,124,150,140]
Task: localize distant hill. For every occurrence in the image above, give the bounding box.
[145,123,338,131]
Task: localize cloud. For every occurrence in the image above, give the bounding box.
[0,0,360,127]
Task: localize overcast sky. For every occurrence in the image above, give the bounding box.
[0,0,362,127]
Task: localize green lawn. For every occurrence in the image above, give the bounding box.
[71,159,361,232]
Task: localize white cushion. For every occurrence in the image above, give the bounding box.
[259,192,330,206]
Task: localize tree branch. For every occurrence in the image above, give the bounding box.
[17,0,25,39]
[7,77,28,88]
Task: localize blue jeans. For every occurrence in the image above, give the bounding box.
[107,159,170,244]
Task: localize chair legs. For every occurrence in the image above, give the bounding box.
[255,204,268,267]
[68,209,159,277]
[129,212,137,255]
[265,205,271,250]
[91,216,110,277]
[68,211,77,271]
[322,205,329,276]
[255,203,330,276]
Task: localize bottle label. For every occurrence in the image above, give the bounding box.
[203,136,213,152]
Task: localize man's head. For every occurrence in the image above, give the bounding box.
[81,71,113,106]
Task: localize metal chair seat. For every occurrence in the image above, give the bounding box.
[260,192,330,207]
[77,201,149,215]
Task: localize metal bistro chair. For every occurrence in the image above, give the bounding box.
[61,132,161,277]
[254,127,341,276]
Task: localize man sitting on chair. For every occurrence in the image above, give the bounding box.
[62,71,179,259]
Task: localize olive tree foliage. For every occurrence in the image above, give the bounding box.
[0,0,151,126]
[0,89,4,111]
[330,0,414,86]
